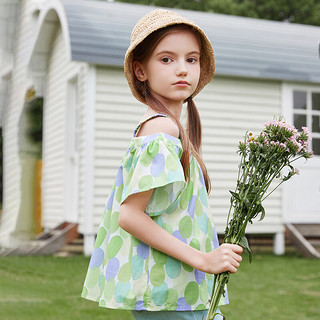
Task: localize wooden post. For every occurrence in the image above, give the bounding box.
[34,160,42,235]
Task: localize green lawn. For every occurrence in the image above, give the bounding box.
[0,252,319,320]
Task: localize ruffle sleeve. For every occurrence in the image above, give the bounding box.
[119,133,186,216]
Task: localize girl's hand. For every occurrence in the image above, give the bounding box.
[198,244,243,274]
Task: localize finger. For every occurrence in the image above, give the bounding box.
[222,256,240,273]
[228,264,238,274]
[232,252,243,262]
[232,244,243,253]
[231,259,240,269]
[227,255,241,271]
[222,243,243,253]
[225,247,242,261]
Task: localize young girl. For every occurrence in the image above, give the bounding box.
[81,9,243,320]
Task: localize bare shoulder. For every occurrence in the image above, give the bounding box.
[137,116,179,138]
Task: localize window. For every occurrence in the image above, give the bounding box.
[293,90,320,155]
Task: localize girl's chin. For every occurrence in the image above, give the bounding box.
[159,93,191,104]
[152,95,185,105]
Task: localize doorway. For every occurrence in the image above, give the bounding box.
[282,83,320,223]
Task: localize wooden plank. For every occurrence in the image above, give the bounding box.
[286,224,320,258]
[293,224,320,237]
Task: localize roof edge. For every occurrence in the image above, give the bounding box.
[27,0,71,69]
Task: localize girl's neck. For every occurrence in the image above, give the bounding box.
[145,100,183,121]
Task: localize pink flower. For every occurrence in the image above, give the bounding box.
[300,127,312,148]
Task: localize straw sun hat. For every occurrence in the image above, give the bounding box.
[124,9,215,105]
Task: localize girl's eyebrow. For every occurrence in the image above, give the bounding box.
[155,50,200,56]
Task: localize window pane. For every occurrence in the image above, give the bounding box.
[312,138,320,156]
[312,93,320,111]
[312,115,320,133]
[294,114,306,130]
[293,91,306,109]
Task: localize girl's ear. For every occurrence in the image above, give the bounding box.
[133,61,148,81]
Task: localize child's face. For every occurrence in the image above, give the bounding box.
[135,30,201,105]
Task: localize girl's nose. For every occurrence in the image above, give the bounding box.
[176,60,188,76]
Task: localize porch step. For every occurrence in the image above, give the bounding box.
[54,237,84,257]
[27,222,79,255]
[309,239,320,246]
[0,222,79,256]
[293,224,320,237]
[286,224,320,258]
[0,247,28,257]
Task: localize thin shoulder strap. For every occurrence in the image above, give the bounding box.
[133,113,169,137]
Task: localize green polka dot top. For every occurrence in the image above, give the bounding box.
[81,113,228,311]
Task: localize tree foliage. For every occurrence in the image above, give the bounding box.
[26,97,43,145]
[115,0,320,26]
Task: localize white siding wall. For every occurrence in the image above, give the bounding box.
[91,67,146,229]
[42,26,66,228]
[43,26,87,229]
[199,77,283,233]
[0,0,19,66]
[0,0,19,124]
[91,68,283,235]
[0,0,37,247]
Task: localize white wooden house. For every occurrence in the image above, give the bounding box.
[0,0,319,256]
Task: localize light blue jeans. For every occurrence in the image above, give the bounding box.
[132,308,223,320]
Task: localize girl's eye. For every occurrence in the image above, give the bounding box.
[161,57,172,63]
[187,57,198,63]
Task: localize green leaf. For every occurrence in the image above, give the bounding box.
[238,236,252,263]
[229,190,240,202]
[283,170,295,181]
[259,205,266,221]
[244,197,251,209]
[247,192,257,202]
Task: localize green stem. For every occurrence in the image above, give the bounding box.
[206,272,230,320]
[236,160,286,236]
[260,180,284,202]
[289,154,305,163]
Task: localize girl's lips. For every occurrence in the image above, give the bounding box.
[173,81,190,87]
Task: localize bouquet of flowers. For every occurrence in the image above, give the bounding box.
[206,118,313,320]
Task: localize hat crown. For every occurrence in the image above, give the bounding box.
[131,9,189,44]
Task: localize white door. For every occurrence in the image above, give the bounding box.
[282,84,320,223]
[65,76,79,222]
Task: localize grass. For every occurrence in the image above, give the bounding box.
[0,255,133,320]
[220,252,320,319]
[0,252,319,320]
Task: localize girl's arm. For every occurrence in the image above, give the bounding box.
[119,189,243,275]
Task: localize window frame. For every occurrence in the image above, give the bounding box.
[282,83,320,156]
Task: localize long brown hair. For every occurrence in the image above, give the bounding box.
[132,24,211,193]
